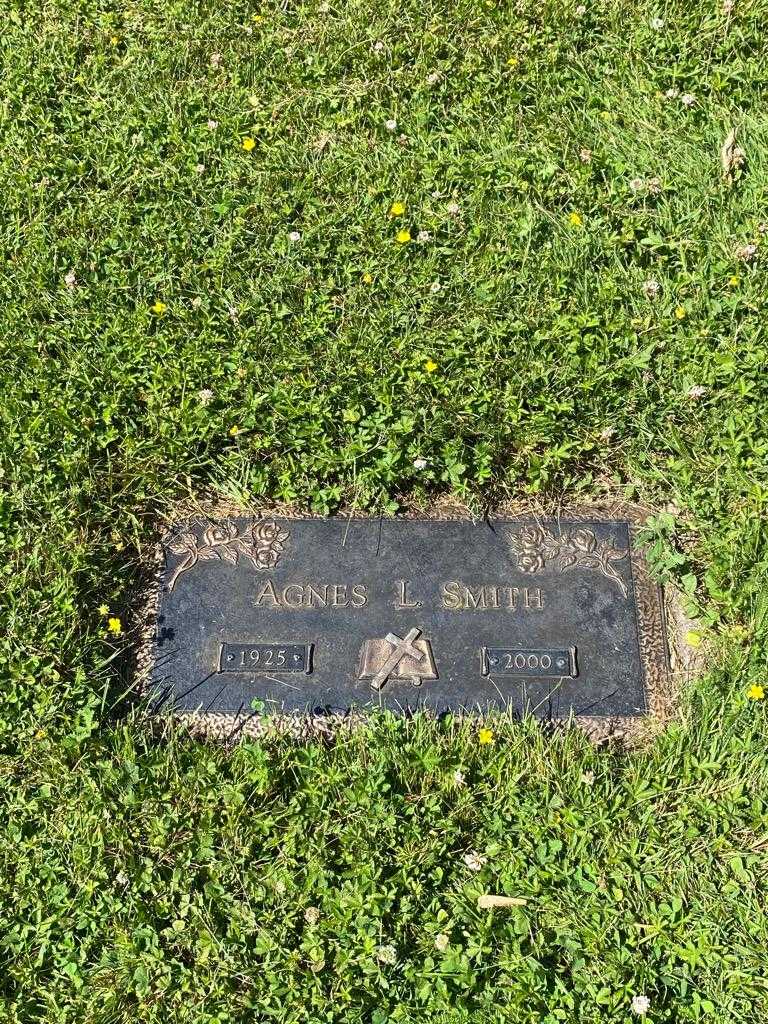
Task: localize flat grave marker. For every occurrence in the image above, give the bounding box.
[151,517,666,719]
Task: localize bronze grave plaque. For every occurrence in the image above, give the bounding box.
[150,517,666,719]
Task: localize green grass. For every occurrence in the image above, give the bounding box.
[2,0,768,1019]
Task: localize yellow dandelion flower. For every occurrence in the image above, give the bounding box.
[110,36,119,45]
[568,211,583,227]
[506,56,518,67]
[229,425,240,437]
[252,13,264,22]
[728,275,739,287]
[748,684,765,701]
[107,617,122,635]
[424,358,438,373]
[98,604,109,617]
[389,201,406,217]
[685,630,702,647]
[396,229,412,244]
[150,300,167,315]
[478,727,494,745]
[675,305,686,320]
[242,137,256,151]
[362,272,373,284]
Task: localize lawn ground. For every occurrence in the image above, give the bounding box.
[2,0,768,1020]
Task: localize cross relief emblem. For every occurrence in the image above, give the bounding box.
[357,627,438,691]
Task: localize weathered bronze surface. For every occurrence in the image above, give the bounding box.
[151,517,666,719]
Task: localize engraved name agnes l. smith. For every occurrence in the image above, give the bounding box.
[250,578,546,611]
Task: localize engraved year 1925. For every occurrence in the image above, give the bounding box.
[219,642,313,674]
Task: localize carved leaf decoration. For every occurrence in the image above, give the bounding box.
[218,545,238,565]
[168,532,196,554]
[165,520,290,590]
[542,537,562,559]
[604,547,628,562]
[506,525,629,597]
[577,555,601,570]
[197,547,220,561]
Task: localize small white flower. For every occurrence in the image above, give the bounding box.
[681,93,697,107]
[373,40,384,52]
[385,118,397,132]
[413,457,428,470]
[446,201,460,215]
[687,384,708,399]
[723,0,735,12]
[228,304,239,320]
[463,850,487,872]
[647,176,662,195]
[664,87,679,99]
[735,242,758,261]
[417,230,431,243]
[376,944,397,964]
[579,147,592,163]
[198,388,214,406]
[429,280,441,294]
[304,906,320,925]
[434,933,450,952]
[427,71,441,85]
[191,296,203,308]
[599,426,616,441]
[288,230,301,242]
[630,177,645,193]
[452,768,466,785]
[64,269,77,289]
[650,16,665,29]
[115,871,129,886]
[642,278,661,299]
[318,1,331,11]
[196,163,205,174]
[210,52,222,67]
[581,770,596,785]
[207,119,219,129]
[631,994,651,1016]
[397,133,408,145]
[575,4,587,15]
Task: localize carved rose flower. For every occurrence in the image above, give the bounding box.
[568,528,597,553]
[255,546,280,568]
[252,520,285,545]
[518,552,545,573]
[166,519,291,591]
[203,522,238,547]
[516,524,545,551]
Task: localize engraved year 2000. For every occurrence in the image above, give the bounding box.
[481,646,577,678]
